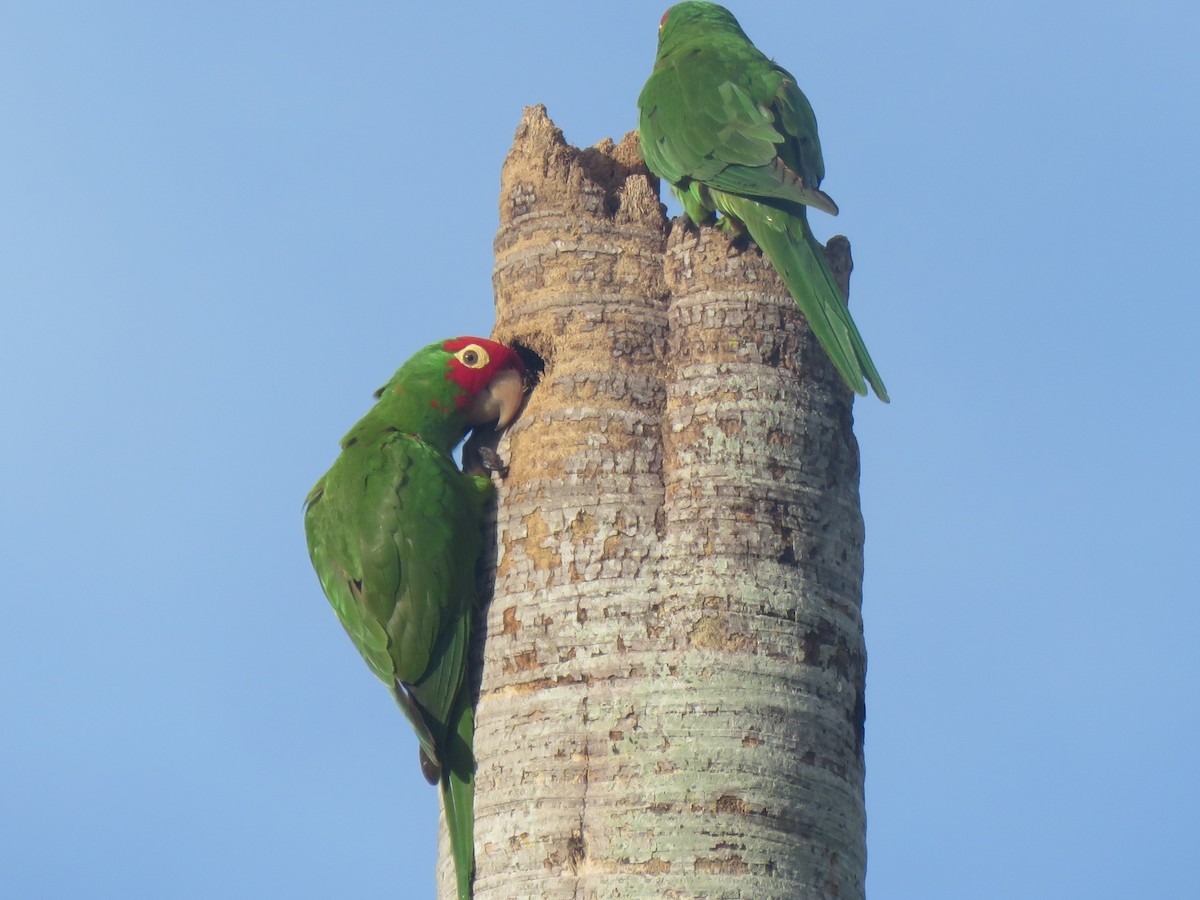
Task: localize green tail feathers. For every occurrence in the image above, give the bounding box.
[725,194,889,402]
[441,690,475,900]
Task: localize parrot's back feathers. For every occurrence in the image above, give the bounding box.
[305,432,479,736]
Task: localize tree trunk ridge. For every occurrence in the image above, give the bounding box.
[442,104,867,900]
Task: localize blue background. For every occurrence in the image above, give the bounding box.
[3,2,1196,897]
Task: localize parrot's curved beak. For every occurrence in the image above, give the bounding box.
[466,366,526,429]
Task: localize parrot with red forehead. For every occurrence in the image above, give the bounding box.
[638,1,888,401]
[304,337,527,900]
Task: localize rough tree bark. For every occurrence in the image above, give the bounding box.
[440,105,868,900]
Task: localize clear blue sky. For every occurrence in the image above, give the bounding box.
[3,2,1197,897]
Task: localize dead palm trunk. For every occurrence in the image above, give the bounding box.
[441,105,868,900]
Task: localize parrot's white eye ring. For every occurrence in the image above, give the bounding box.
[455,344,490,369]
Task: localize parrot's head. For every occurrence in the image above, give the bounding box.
[440,336,527,430]
[340,338,523,460]
[357,336,528,454]
[658,2,746,51]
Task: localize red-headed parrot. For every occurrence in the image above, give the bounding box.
[304,337,527,900]
[638,1,889,402]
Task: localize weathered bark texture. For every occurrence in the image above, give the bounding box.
[441,105,867,900]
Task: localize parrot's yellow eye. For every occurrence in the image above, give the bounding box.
[455,344,490,369]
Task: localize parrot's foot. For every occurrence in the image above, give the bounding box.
[462,424,508,478]
[392,682,443,785]
[715,215,748,241]
[718,223,753,258]
[476,446,509,479]
[419,747,441,785]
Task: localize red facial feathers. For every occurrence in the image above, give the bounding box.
[441,337,525,410]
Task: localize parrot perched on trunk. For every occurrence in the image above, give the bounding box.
[304,337,527,900]
[638,1,889,402]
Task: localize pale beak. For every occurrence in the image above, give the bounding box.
[465,366,526,429]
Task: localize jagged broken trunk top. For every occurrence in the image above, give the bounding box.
[446,105,867,900]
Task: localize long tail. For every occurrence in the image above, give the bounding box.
[723,194,889,402]
[440,688,475,900]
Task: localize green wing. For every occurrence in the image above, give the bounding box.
[305,431,488,749]
[305,433,484,898]
[638,43,836,215]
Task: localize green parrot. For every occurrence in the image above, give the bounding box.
[638,1,889,402]
[304,337,527,900]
